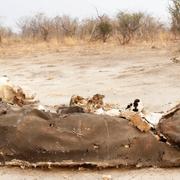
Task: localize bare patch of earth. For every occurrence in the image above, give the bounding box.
[0,45,179,112]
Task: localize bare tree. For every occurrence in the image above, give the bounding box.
[169,0,180,38]
[53,16,63,42]
[16,11,167,44]
[136,15,164,41]
[60,15,79,37]
[17,13,52,41]
[79,18,98,41]
[0,25,13,43]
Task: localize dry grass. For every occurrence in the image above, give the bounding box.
[0,34,179,59]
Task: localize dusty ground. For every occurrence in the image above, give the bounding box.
[0,43,180,111]
[0,42,180,179]
[0,167,180,180]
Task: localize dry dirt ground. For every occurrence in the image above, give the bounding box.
[0,43,180,179]
[0,43,180,111]
[0,167,180,180]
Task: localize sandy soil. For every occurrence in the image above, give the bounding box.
[0,44,179,111]
[0,43,180,178]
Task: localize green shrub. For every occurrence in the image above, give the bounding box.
[96,18,112,42]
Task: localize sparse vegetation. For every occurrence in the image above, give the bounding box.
[137,15,165,41]
[0,6,179,47]
[0,25,13,43]
[17,13,52,41]
[15,12,166,45]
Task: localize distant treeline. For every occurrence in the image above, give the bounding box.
[0,0,180,44]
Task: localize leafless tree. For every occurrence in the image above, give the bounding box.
[136,15,165,41]
[0,25,13,43]
[17,13,52,41]
[169,0,180,38]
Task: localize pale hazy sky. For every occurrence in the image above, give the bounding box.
[0,0,170,29]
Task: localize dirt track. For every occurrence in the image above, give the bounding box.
[0,43,180,178]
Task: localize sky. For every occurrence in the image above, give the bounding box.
[0,0,170,30]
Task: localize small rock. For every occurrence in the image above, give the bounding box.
[124,145,130,148]
[171,57,180,63]
[78,167,85,171]
[102,175,112,180]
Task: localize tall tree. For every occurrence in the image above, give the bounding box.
[169,0,180,37]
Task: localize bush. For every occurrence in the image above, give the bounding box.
[116,12,144,44]
[136,15,164,41]
[54,15,79,38]
[17,14,79,42]
[17,13,53,41]
[0,26,13,43]
[96,17,112,42]
[88,15,112,42]
[13,10,170,44]
[79,18,97,40]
